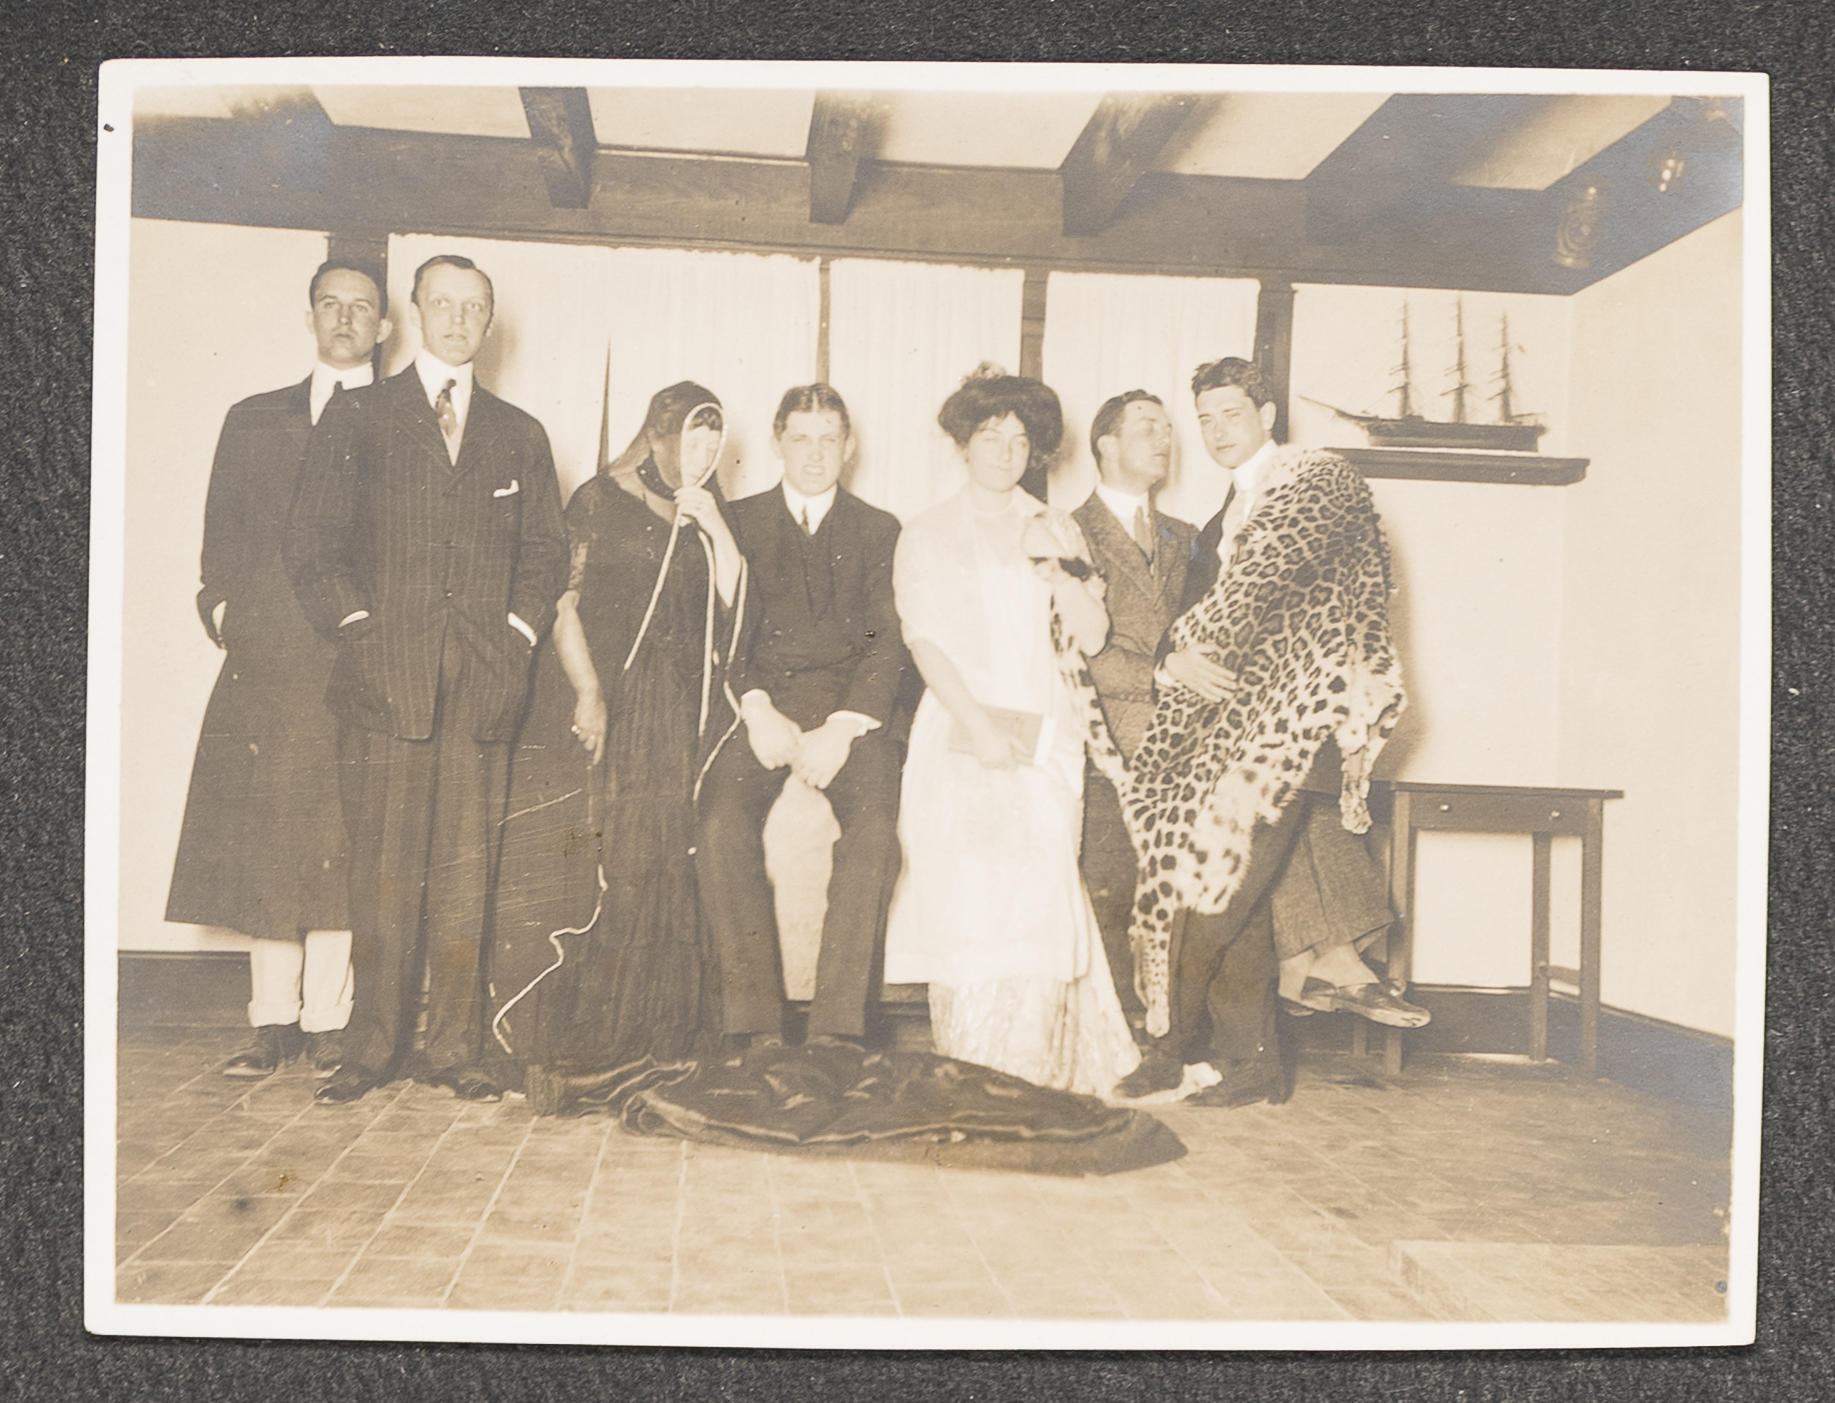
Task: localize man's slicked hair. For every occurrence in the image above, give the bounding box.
[308,258,387,316]
[773,383,852,438]
[411,253,494,308]
[1190,356,1274,410]
[1088,389,1163,463]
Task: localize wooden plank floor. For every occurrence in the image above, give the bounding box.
[113,1022,1731,1322]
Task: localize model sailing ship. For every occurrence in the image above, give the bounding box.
[1309,298,1548,453]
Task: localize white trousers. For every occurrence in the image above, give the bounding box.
[247,929,354,1032]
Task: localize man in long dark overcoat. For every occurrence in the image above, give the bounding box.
[166,258,392,1077]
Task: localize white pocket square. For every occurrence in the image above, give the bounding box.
[493,479,521,497]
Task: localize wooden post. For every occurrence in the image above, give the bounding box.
[816,259,832,385]
[1254,279,1296,442]
[1019,267,1049,381]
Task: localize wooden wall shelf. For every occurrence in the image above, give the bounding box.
[1334,447,1589,485]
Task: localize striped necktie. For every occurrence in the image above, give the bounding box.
[1131,504,1155,563]
[434,378,460,463]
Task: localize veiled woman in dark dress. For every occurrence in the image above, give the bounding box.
[486,382,744,1113]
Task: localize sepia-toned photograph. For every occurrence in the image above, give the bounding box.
[85,58,1768,1348]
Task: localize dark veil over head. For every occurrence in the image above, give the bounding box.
[605,380,725,492]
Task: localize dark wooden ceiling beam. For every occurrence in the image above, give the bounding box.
[1533,96,1746,287]
[1059,93,1200,237]
[1304,94,1551,246]
[805,93,881,226]
[129,115,1728,294]
[519,87,597,210]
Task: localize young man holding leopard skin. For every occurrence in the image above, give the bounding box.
[1114,357,1422,1107]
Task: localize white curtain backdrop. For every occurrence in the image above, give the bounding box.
[1041,271,1261,525]
[385,234,612,500]
[827,258,1025,523]
[603,247,821,503]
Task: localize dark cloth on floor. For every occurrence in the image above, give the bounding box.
[591,1043,1185,1176]
[486,477,729,1084]
[167,379,346,940]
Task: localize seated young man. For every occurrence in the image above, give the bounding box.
[694,384,907,1049]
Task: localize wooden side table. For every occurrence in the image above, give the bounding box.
[1373,781,1623,1077]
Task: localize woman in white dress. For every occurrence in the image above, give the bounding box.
[882,367,1140,1097]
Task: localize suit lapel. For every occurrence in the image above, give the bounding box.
[1151,508,1188,619]
[1080,494,1154,600]
[391,368,450,465]
[450,383,502,483]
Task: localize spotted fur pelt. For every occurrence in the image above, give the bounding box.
[1120,449,1405,1038]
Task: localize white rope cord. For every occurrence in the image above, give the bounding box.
[491,862,607,1054]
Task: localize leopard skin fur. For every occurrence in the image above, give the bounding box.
[1119,448,1406,1038]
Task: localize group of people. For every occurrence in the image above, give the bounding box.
[167,250,1424,1119]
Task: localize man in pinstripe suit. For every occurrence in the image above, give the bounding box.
[286,254,569,1104]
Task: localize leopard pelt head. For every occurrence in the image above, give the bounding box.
[1121,450,1405,1038]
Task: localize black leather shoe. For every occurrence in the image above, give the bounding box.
[1187,1058,1289,1109]
[1114,1048,1185,1099]
[422,1066,505,1102]
[303,1031,344,1078]
[314,1065,383,1104]
[223,1024,302,1078]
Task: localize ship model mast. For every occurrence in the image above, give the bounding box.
[1309,297,1548,453]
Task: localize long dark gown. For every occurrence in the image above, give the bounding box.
[486,475,728,1099]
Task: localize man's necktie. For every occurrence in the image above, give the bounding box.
[1218,487,1248,569]
[435,378,460,463]
[801,505,815,535]
[1131,504,1155,563]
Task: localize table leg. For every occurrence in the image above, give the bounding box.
[1580,801,1605,1077]
[1385,793,1415,1077]
[1530,831,1551,1062]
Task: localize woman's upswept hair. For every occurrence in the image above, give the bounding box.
[938,363,1064,460]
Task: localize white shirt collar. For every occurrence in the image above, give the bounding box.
[1094,481,1151,530]
[1231,438,1280,514]
[781,479,839,533]
[413,349,475,424]
[308,360,373,426]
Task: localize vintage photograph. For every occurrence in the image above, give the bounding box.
[86,58,1767,1348]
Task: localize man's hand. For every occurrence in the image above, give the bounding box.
[742,693,803,771]
[791,718,858,791]
[1162,646,1238,703]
